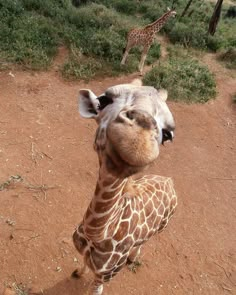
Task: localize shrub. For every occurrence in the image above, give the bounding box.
[113,0,137,15]
[218,47,236,69]
[169,22,208,49]
[146,42,161,65]
[206,35,225,52]
[143,57,216,103]
[78,29,125,62]
[61,46,102,80]
[0,14,59,69]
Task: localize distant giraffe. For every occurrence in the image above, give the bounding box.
[121,9,176,74]
[72,80,177,295]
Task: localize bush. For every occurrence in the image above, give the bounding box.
[146,42,161,65]
[80,29,125,62]
[218,47,236,69]
[113,0,137,15]
[169,22,208,49]
[61,47,102,80]
[143,57,216,103]
[206,35,225,52]
[0,14,59,69]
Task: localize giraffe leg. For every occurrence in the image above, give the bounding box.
[121,49,130,65]
[91,278,104,295]
[121,44,131,65]
[138,46,150,75]
[127,245,142,264]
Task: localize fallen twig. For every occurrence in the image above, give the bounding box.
[214,262,236,286]
[0,175,23,191]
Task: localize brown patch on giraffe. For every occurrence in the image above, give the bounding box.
[133,227,141,241]
[158,219,168,232]
[170,196,177,209]
[94,239,114,252]
[140,224,149,238]
[91,248,111,269]
[113,221,130,241]
[121,204,132,219]
[115,236,133,253]
[129,212,139,234]
[146,184,156,194]
[85,226,105,239]
[94,199,117,214]
[157,203,165,216]
[153,214,162,229]
[88,214,111,227]
[118,254,128,266]
[85,250,96,272]
[162,193,170,207]
[139,209,146,224]
[107,253,121,269]
[103,177,117,187]
[146,210,156,229]
[95,183,101,195]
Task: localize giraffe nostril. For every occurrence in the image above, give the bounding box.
[162,129,173,144]
[126,110,135,120]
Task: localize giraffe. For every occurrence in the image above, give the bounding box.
[73,80,177,295]
[121,8,177,74]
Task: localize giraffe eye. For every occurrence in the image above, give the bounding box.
[98,95,113,110]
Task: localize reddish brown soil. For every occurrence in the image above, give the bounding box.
[0,53,236,295]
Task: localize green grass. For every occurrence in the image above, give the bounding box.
[143,56,217,103]
[0,0,234,82]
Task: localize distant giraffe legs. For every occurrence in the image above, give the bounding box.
[138,45,150,75]
[121,44,132,65]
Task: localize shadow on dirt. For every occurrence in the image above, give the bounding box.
[34,276,90,295]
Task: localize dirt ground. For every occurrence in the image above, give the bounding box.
[0,51,236,295]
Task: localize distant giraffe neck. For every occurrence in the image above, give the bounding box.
[83,169,129,242]
[147,11,173,33]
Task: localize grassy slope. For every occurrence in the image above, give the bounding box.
[0,0,235,102]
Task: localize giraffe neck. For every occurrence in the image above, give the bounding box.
[83,165,129,242]
[146,11,173,33]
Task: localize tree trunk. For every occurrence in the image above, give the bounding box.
[208,0,224,36]
[181,0,194,17]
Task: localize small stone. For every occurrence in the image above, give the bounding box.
[56,266,62,272]
[6,219,15,226]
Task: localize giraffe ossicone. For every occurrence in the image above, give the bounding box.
[73,79,177,295]
[121,9,176,74]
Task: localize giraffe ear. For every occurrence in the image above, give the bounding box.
[79,89,99,118]
[157,89,168,101]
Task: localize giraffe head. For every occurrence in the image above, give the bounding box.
[79,80,175,176]
[167,7,177,17]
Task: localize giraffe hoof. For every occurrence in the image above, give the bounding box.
[127,260,142,273]
[71,269,81,279]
